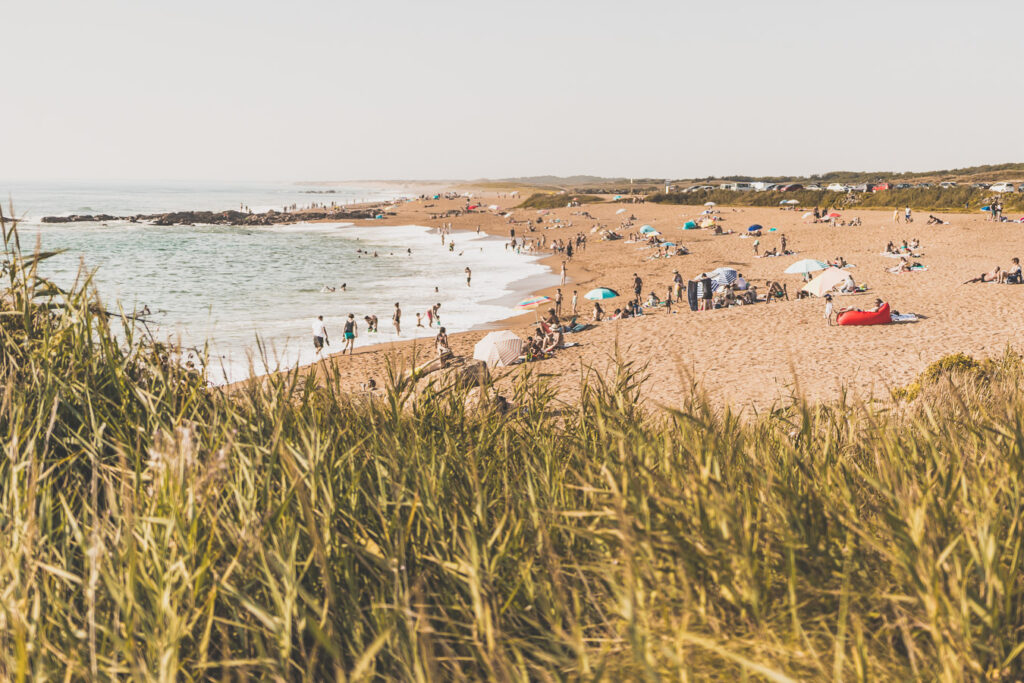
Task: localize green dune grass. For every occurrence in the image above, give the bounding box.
[3,208,1024,680]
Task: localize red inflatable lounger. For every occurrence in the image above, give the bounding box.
[837,302,891,326]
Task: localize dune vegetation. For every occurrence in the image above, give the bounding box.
[3,208,1024,681]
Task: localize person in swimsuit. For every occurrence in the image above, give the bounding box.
[963,267,1001,284]
[465,267,472,287]
[393,302,401,335]
[363,315,378,333]
[343,314,357,355]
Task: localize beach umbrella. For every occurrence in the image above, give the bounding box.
[640,225,656,234]
[779,200,788,205]
[473,330,524,368]
[584,288,619,300]
[827,211,841,218]
[802,211,814,219]
[517,295,552,309]
[704,201,716,207]
[694,268,737,298]
[615,208,627,214]
[784,259,829,275]
[748,224,763,232]
[785,199,800,205]
[699,219,715,228]
[802,267,853,297]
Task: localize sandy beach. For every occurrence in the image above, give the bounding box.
[282,192,1024,412]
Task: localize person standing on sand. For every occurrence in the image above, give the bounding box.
[824,294,834,326]
[560,261,567,285]
[698,273,713,311]
[426,307,434,327]
[465,267,472,287]
[393,302,402,335]
[571,289,578,316]
[633,273,643,301]
[312,315,329,356]
[893,208,901,224]
[342,314,357,355]
[905,206,913,223]
[753,239,759,256]
[780,234,788,254]
[555,288,563,315]
[673,270,683,301]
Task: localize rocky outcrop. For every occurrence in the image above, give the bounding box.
[39,207,391,226]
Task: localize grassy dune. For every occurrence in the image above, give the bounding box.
[3,210,1024,680]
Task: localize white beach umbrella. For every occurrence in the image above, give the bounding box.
[704,201,716,207]
[473,330,523,368]
[785,199,800,205]
[615,208,627,214]
[785,259,829,275]
[801,211,814,219]
[802,267,853,297]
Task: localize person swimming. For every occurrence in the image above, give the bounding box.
[320,284,336,292]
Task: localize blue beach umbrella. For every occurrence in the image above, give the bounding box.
[747,224,763,232]
[584,287,619,300]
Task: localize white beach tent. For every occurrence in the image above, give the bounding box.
[473,330,523,367]
[802,267,854,297]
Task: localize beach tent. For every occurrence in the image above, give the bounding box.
[640,225,657,234]
[784,259,829,275]
[473,330,524,368]
[802,267,854,297]
[584,287,619,300]
[699,219,715,228]
[683,220,698,230]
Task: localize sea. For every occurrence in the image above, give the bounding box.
[2,180,557,383]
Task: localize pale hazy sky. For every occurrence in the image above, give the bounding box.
[4,0,1022,181]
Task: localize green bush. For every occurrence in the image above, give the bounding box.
[517,192,604,209]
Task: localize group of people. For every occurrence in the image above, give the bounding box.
[963,258,1022,284]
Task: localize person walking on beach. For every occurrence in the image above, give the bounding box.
[555,288,563,315]
[465,267,472,287]
[393,302,402,335]
[633,273,643,301]
[312,315,329,357]
[893,208,901,224]
[571,289,578,316]
[753,239,760,256]
[905,206,913,223]
[560,261,567,285]
[342,314,357,355]
[824,294,834,326]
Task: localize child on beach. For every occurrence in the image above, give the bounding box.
[571,290,578,315]
[824,294,834,326]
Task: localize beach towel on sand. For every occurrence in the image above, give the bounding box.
[891,313,919,323]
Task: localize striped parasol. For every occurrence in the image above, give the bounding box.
[473,330,524,367]
[517,295,552,309]
[695,268,737,298]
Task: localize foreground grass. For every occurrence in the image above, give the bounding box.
[3,211,1024,681]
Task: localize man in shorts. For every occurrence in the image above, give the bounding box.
[312,315,329,356]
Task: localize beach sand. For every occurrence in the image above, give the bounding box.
[269,193,1024,413]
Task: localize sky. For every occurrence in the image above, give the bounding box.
[3,0,1023,182]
